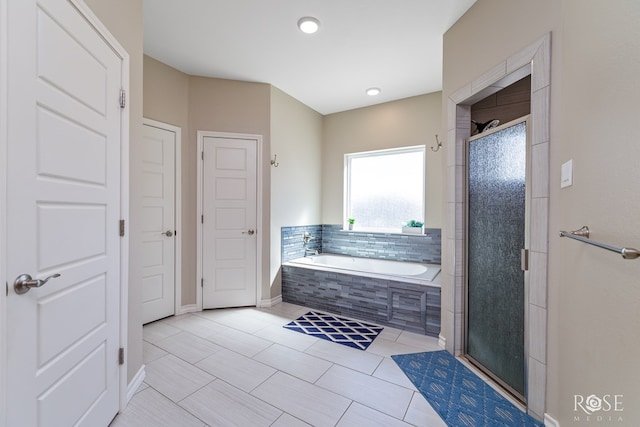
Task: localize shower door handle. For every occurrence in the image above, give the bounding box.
[521,249,529,271]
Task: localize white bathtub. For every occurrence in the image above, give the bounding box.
[285,254,440,286]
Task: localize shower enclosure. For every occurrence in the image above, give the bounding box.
[465,117,530,401]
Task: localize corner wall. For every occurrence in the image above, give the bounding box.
[142,55,192,305]
[143,63,273,306]
[269,87,323,298]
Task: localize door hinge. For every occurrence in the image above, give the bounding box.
[118,347,125,365]
[119,219,125,237]
[5,282,7,297]
[201,278,204,287]
[119,89,126,109]
[201,151,204,160]
[201,214,204,224]
[521,248,529,271]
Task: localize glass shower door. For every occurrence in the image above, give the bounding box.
[466,118,528,400]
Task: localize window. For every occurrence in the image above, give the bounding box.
[345,146,425,231]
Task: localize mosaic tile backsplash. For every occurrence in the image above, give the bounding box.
[281,224,441,264]
[281,225,323,262]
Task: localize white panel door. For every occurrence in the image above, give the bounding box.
[202,136,257,308]
[5,0,123,425]
[141,123,176,324]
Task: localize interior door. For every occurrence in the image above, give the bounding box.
[141,122,176,324]
[465,118,530,400]
[5,0,124,425]
[201,135,257,309]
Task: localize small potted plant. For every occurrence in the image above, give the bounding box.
[402,220,424,234]
[347,218,355,230]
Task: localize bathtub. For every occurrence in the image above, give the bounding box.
[284,254,440,286]
[282,253,441,336]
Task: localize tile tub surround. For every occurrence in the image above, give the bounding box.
[282,224,323,262]
[281,224,441,264]
[281,264,441,336]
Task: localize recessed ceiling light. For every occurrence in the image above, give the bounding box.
[366,87,381,96]
[298,17,320,34]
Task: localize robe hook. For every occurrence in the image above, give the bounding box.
[270,154,279,167]
[430,134,442,152]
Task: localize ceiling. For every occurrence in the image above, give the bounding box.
[143,0,476,115]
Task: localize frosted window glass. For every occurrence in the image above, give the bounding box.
[346,148,424,229]
[467,121,526,397]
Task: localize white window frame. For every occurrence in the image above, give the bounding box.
[344,145,426,233]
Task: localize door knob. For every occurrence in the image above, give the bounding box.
[242,229,255,235]
[162,230,173,237]
[14,273,61,295]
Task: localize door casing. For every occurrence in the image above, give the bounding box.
[0,0,130,423]
[196,131,263,310]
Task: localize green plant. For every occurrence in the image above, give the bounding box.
[405,220,423,228]
[347,218,355,224]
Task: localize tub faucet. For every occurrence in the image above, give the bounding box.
[304,248,319,257]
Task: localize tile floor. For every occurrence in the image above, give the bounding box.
[110,302,447,427]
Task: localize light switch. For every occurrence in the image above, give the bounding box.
[561,159,573,188]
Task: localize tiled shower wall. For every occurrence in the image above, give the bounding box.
[281,224,441,264]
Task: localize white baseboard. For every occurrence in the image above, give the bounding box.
[544,413,559,427]
[438,334,446,349]
[259,295,282,308]
[177,304,198,315]
[126,364,146,404]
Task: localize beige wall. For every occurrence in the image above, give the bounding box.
[143,60,441,304]
[555,1,640,422]
[84,0,144,383]
[322,93,443,228]
[143,56,193,305]
[142,63,274,306]
[143,56,189,128]
[188,77,272,303]
[444,0,640,423]
[269,87,323,296]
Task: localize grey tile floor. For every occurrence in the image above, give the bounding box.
[110,302,447,427]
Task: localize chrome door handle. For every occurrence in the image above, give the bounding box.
[14,273,61,295]
[162,230,173,237]
[242,229,255,235]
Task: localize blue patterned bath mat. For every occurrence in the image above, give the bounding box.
[283,311,383,350]
[392,351,543,427]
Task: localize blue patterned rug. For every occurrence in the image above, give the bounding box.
[392,351,543,427]
[283,311,383,350]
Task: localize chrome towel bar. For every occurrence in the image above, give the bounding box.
[559,226,640,260]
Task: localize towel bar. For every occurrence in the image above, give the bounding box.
[559,226,639,260]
